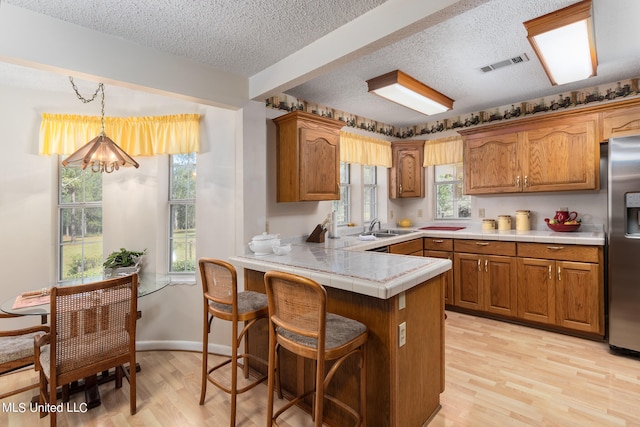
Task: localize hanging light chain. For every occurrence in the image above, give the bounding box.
[69,77,106,133]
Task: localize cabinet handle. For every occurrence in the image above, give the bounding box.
[516,175,520,188]
[475,242,490,246]
[524,175,529,187]
[546,246,565,251]
[477,259,481,272]
[484,259,488,272]
[433,239,445,243]
[557,266,561,281]
[548,265,552,279]
[399,184,403,195]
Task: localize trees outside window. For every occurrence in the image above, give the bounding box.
[435,163,471,219]
[169,154,196,272]
[363,165,378,223]
[59,166,103,281]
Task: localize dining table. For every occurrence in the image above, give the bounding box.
[0,272,171,409]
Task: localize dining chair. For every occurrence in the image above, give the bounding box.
[0,313,49,400]
[34,274,138,426]
[198,258,270,427]
[264,270,368,427]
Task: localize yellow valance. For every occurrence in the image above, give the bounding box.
[39,113,201,156]
[423,136,463,166]
[340,131,392,168]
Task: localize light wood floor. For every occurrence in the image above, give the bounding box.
[2,311,640,426]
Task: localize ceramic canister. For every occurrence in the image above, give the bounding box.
[498,215,512,231]
[516,210,531,231]
[482,219,496,231]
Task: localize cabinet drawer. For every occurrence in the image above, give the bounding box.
[517,242,599,263]
[389,238,423,255]
[424,237,453,251]
[454,239,516,256]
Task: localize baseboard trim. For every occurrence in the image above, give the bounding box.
[136,340,231,356]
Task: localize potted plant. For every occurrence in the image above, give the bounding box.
[103,248,147,277]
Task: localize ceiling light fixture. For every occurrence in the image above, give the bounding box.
[366,70,454,116]
[523,0,597,86]
[62,77,139,173]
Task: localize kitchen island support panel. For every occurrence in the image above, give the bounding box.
[244,268,445,427]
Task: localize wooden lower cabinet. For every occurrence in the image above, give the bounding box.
[425,250,453,305]
[451,240,604,337]
[389,238,423,256]
[454,253,517,316]
[517,258,600,333]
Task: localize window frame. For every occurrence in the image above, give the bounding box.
[333,162,351,226]
[168,153,197,274]
[433,162,471,220]
[363,164,378,223]
[58,165,103,282]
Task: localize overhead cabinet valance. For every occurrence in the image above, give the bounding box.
[39,113,201,156]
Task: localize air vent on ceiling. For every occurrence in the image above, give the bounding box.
[481,54,529,73]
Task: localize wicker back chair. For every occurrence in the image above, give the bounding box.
[0,312,49,399]
[34,274,138,426]
[264,271,368,427]
[199,258,269,427]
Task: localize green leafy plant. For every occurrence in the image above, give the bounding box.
[103,248,147,269]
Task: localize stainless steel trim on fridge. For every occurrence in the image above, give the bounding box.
[608,135,640,353]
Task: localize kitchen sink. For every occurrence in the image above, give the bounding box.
[359,229,418,238]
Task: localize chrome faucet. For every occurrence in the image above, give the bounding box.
[368,218,381,233]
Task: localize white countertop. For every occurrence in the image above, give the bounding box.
[230,244,451,300]
[230,223,603,301]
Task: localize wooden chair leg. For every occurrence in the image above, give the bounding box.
[229,320,238,427]
[115,365,123,388]
[200,310,210,405]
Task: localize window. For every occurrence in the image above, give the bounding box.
[363,165,378,223]
[333,162,351,225]
[169,154,197,272]
[434,162,470,219]
[58,166,103,281]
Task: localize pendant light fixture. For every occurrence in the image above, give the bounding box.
[62,77,139,173]
[523,0,597,86]
[366,70,454,116]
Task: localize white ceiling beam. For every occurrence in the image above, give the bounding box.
[248,0,463,100]
[0,3,248,109]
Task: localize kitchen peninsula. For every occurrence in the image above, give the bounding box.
[230,241,451,427]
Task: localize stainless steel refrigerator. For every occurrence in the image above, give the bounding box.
[609,135,640,353]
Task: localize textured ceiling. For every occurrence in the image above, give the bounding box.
[2,0,640,128]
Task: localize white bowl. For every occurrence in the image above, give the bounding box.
[272,244,292,256]
[249,239,280,255]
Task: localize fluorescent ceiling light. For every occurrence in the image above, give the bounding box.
[524,0,597,86]
[366,70,454,116]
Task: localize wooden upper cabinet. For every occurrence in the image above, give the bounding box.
[602,103,640,140]
[389,141,425,199]
[462,114,599,194]
[522,116,598,192]
[464,130,520,194]
[273,111,343,202]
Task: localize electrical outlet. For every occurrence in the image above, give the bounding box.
[399,322,406,347]
[417,209,423,218]
[398,292,406,310]
[479,208,485,218]
[265,220,270,233]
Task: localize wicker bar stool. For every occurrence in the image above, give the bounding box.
[264,270,368,427]
[198,258,269,427]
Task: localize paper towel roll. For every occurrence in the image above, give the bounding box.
[330,210,339,239]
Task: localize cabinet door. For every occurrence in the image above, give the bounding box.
[425,250,453,305]
[453,253,482,310]
[522,116,598,192]
[390,142,424,199]
[299,127,339,200]
[484,255,517,316]
[602,104,640,140]
[464,132,520,194]
[555,261,600,333]
[516,258,555,324]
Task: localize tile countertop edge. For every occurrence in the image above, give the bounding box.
[229,255,452,300]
